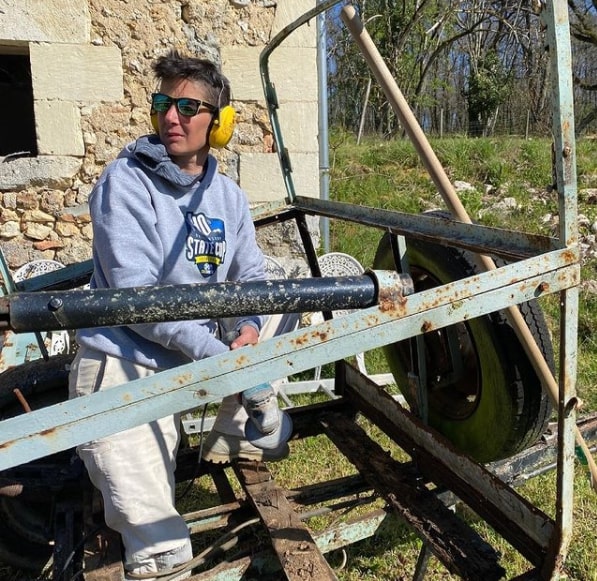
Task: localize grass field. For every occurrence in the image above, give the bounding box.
[2,135,597,580]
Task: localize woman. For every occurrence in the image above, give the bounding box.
[69,50,289,580]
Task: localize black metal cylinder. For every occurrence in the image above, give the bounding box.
[6,275,380,333]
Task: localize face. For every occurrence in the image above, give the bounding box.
[155,78,216,173]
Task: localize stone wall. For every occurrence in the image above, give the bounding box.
[0,0,319,276]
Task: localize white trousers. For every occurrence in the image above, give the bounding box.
[68,313,300,571]
[69,346,192,572]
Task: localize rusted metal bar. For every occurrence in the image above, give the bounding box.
[0,271,412,333]
[12,388,31,413]
[14,259,93,292]
[488,412,597,486]
[341,362,554,566]
[322,412,505,580]
[0,256,576,473]
[259,0,344,203]
[292,196,555,260]
[234,460,339,581]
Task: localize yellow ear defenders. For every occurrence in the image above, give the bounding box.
[150,105,236,149]
[150,109,159,134]
[208,105,236,149]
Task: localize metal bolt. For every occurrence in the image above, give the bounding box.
[48,297,63,311]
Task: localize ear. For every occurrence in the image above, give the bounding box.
[209,105,236,148]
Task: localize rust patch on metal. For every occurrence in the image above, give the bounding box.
[291,333,309,347]
[378,287,408,315]
[421,320,433,333]
[175,372,193,385]
[364,314,380,326]
[235,355,248,366]
[561,249,577,263]
[290,328,329,347]
[40,427,57,437]
[537,282,550,294]
[558,269,579,286]
[1,330,14,347]
[312,330,328,341]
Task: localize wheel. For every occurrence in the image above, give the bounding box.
[373,230,553,463]
[0,353,73,418]
[0,354,74,571]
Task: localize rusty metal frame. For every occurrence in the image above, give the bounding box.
[0,0,581,579]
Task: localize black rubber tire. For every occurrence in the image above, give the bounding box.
[0,354,73,571]
[0,352,73,418]
[373,230,554,463]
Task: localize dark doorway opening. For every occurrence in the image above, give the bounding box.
[0,52,38,158]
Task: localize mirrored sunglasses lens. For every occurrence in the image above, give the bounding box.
[177,99,199,116]
[152,94,172,112]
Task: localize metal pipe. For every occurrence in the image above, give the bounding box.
[317,0,330,253]
[1,272,412,333]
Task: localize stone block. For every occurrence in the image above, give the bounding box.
[0,0,90,44]
[271,0,317,48]
[0,157,82,191]
[222,46,317,103]
[30,44,123,102]
[35,101,85,157]
[277,101,319,152]
[0,222,20,239]
[24,222,52,241]
[239,152,319,202]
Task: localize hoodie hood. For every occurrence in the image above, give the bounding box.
[119,134,214,188]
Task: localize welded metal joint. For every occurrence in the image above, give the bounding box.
[367,270,414,315]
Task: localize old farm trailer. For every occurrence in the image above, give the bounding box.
[0,1,594,579]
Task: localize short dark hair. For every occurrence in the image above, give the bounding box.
[152,50,231,108]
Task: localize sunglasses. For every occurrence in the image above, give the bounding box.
[151,93,216,117]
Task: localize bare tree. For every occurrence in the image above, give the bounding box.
[327,0,551,137]
[568,0,597,134]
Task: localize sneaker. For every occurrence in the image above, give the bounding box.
[124,543,192,581]
[201,430,289,464]
[125,568,190,581]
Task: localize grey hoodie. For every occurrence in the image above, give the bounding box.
[76,135,264,369]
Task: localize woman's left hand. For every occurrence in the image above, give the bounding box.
[230,325,259,350]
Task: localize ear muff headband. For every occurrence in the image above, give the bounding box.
[149,105,236,149]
